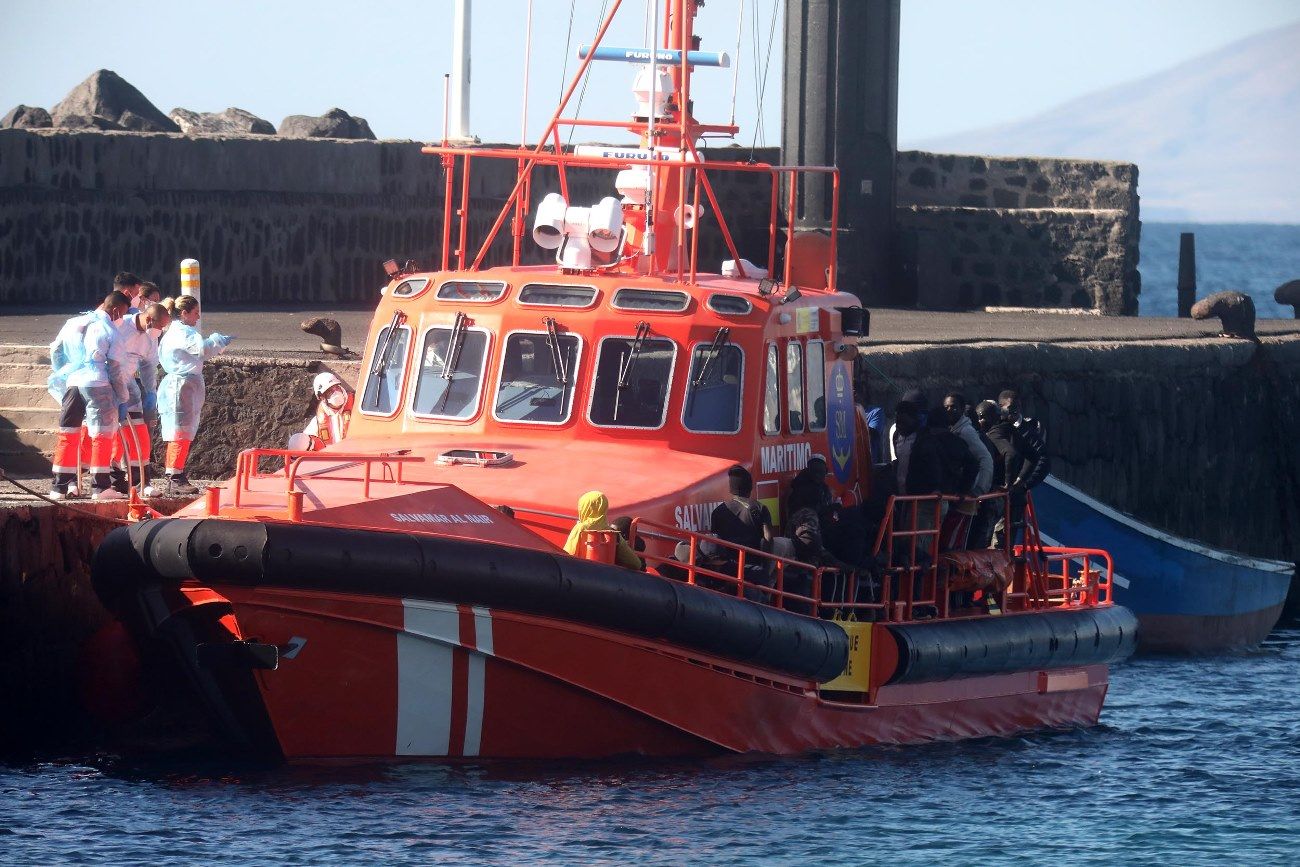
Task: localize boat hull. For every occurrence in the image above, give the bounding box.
[91,517,1133,760]
[177,588,1113,760]
[1034,476,1293,652]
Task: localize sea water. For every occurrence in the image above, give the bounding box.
[1138,223,1300,318]
[3,626,1297,865]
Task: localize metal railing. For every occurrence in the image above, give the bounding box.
[231,447,426,509]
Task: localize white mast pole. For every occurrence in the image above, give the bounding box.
[644,0,659,264]
[450,0,472,141]
[520,0,534,144]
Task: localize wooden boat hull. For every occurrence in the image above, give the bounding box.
[1033,476,1294,652]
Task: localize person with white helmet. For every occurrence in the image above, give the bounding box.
[287,372,354,452]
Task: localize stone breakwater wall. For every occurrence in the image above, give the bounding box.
[864,335,1300,563]
[0,129,776,305]
[895,151,1141,314]
[0,499,187,750]
[0,130,1140,313]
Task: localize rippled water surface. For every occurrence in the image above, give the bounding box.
[4,627,1298,865]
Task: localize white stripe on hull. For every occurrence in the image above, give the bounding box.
[396,599,493,757]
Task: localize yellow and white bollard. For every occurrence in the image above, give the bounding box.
[180,258,201,328]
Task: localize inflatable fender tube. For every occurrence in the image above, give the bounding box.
[884,605,1137,684]
[94,518,850,682]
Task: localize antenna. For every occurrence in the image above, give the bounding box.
[449,0,477,143]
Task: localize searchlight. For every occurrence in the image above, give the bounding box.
[531,194,626,269]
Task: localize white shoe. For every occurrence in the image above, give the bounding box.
[93,488,126,501]
[48,489,65,501]
[141,484,157,498]
[66,483,82,499]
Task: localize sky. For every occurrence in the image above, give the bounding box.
[1,0,1298,146]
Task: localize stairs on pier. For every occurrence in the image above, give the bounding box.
[0,345,57,475]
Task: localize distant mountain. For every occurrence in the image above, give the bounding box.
[911,21,1300,223]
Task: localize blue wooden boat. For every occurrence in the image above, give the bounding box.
[1031,476,1295,653]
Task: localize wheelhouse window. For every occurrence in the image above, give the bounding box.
[683,342,744,434]
[518,283,598,307]
[411,320,489,420]
[391,278,429,298]
[494,330,580,424]
[806,341,827,431]
[612,287,690,312]
[786,341,805,433]
[706,294,753,316]
[360,324,411,415]
[588,330,676,429]
[436,280,507,303]
[762,343,781,435]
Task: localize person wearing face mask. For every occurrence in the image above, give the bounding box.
[997,388,1046,448]
[155,295,233,496]
[941,392,994,549]
[107,302,171,494]
[62,291,132,500]
[287,372,355,451]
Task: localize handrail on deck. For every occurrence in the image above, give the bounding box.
[231,447,426,508]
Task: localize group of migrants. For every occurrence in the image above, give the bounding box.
[46,272,234,500]
[563,386,1048,614]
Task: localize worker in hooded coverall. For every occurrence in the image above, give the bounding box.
[107,301,170,494]
[155,295,232,496]
[286,372,354,452]
[61,291,132,500]
[47,307,97,499]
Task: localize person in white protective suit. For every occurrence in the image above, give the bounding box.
[286,372,354,452]
[46,307,96,498]
[154,295,233,497]
[107,302,170,494]
[62,291,132,500]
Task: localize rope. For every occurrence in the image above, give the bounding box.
[748,0,781,159]
[727,0,744,130]
[567,0,610,145]
[859,354,905,393]
[556,0,579,111]
[0,468,131,525]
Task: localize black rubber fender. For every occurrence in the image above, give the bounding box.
[93,518,849,682]
[882,604,1138,684]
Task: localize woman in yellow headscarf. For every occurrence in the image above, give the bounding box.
[563,491,644,570]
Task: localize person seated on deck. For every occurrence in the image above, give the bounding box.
[287,372,354,452]
[610,516,647,570]
[785,486,855,615]
[564,491,644,571]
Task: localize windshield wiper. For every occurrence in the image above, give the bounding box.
[543,317,570,385]
[435,311,469,411]
[686,326,730,415]
[692,327,730,387]
[614,321,651,422]
[364,310,407,408]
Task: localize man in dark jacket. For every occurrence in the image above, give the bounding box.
[978,400,1050,547]
[998,388,1047,448]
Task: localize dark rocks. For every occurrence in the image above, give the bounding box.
[170,107,276,136]
[51,70,179,133]
[1274,280,1300,319]
[278,108,375,140]
[56,114,123,131]
[1191,290,1257,340]
[1,105,52,129]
